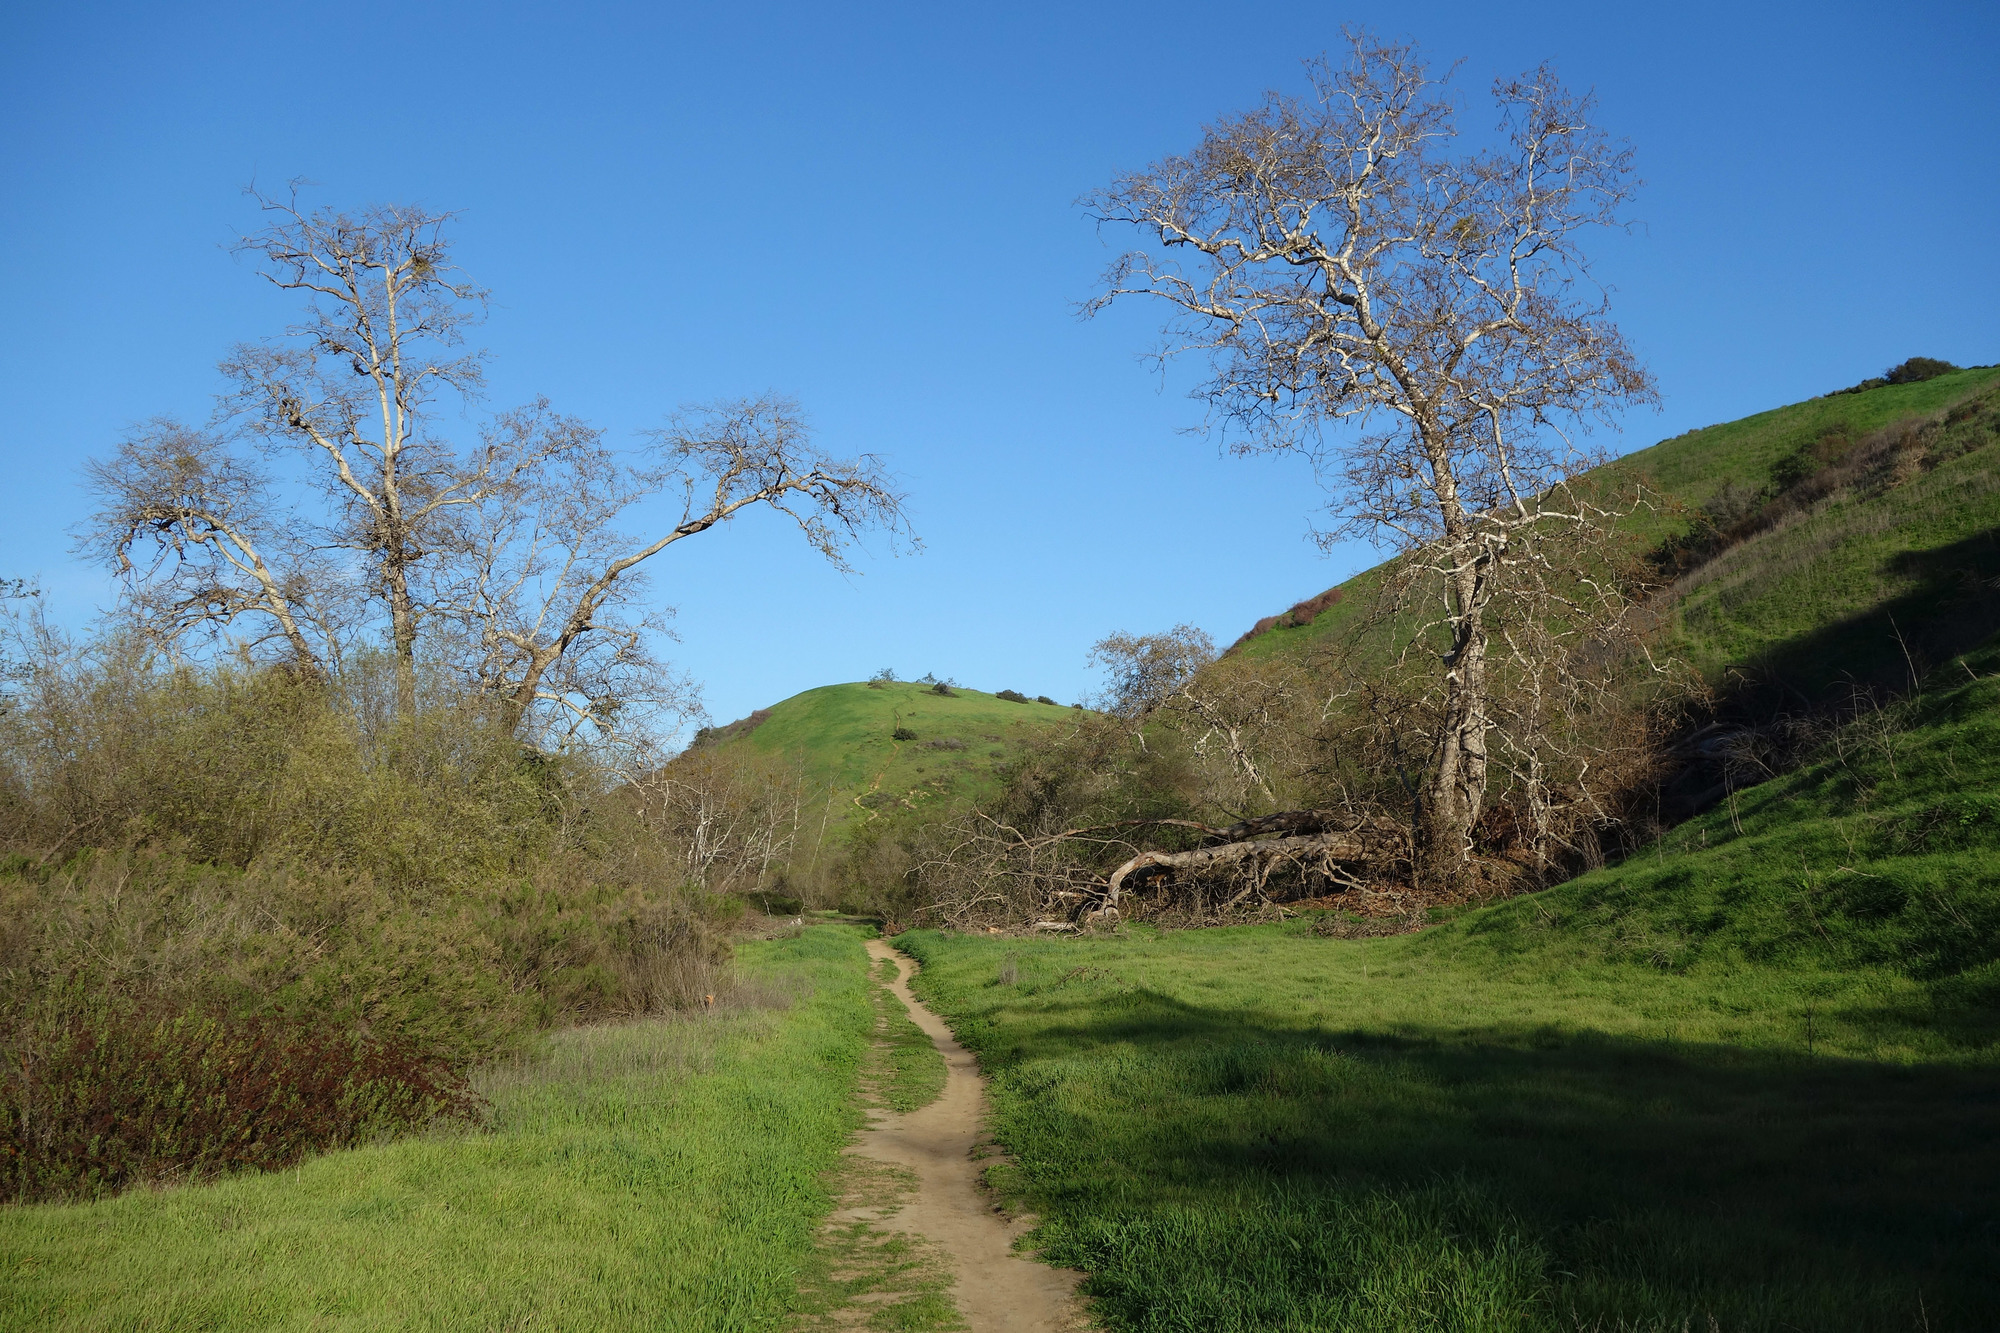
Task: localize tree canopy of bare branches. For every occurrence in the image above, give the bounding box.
[81,186,913,745]
[1083,32,1657,883]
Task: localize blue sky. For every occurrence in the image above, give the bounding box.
[3,0,1995,727]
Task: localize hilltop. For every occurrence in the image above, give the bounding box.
[695,680,1083,833]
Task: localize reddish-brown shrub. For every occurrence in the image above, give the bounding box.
[1226,587,1345,651]
[0,1004,481,1202]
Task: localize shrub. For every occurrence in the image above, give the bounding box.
[995,689,1031,704]
[0,1000,480,1203]
[0,645,752,1196]
[1831,357,1956,395]
[1037,696,1058,706]
[931,682,956,697]
[892,727,917,741]
[1886,356,1957,385]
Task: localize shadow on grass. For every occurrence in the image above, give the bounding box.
[1734,526,2000,709]
[977,988,2000,1330]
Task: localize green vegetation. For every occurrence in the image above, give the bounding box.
[716,680,1079,835]
[1,649,736,1198]
[0,926,875,1332]
[1234,366,2000,672]
[895,643,2000,1328]
[869,956,949,1112]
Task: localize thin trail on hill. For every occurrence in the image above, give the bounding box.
[853,937,1085,1332]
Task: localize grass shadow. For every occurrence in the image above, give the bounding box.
[967,985,2000,1329]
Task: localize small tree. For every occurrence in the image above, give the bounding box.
[1083,33,1656,882]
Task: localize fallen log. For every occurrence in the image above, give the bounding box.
[1090,811,1406,916]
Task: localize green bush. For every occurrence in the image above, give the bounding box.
[1886,356,1957,385]
[0,645,736,1195]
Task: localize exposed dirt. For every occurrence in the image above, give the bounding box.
[853,937,1086,1332]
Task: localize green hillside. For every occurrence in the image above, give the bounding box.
[898,636,2000,1328]
[1233,365,2000,693]
[711,681,1081,830]
[864,365,2000,1329]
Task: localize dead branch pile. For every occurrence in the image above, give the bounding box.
[916,806,1413,930]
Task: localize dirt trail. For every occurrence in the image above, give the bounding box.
[854,937,1084,1332]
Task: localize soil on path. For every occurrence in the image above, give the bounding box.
[853,937,1085,1332]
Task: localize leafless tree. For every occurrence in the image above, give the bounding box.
[432,394,910,743]
[79,421,345,669]
[620,741,817,896]
[82,187,914,741]
[213,187,518,715]
[1090,625,1298,804]
[1083,32,1657,883]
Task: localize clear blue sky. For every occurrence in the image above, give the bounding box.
[3,0,1995,727]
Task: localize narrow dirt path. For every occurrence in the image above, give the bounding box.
[855,937,1085,1332]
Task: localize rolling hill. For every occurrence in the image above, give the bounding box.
[697,680,1083,834]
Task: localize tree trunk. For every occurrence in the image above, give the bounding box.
[386,564,419,718]
[1092,811,1406,916]
[1418,553,1492,887]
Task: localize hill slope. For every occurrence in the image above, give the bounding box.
[705,681,1081,832]
[892,630,2000,1330]
[1232,364,2000,696]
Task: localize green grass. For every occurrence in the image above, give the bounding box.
[726,682,1079,835]
[788,956,961,1332]
[1614,365,2000,504]
[870,957,949,1112]
[894,656,2000,1329]
[0,926,880,1333]
[1234,366,2000,673]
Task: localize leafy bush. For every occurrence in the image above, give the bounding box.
[1,998,479,1202]
[892,727,917,741]
[1831,356,1958,395]
[995,689,1031,704]
[0,637,745,1195]
[1886,356,1957,385]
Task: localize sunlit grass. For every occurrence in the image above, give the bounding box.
[0,927,877,1332]
[899,663,2000,1329]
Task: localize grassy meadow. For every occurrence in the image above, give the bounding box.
[895,650,2000,1330]
[0,927,878,1333]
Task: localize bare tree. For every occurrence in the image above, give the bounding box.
[435,394,910,742]
[1083,32,1657,883]
[1090,625,1298,803]
[80,421,338,669]
[218,187,532,715]
[83,187,914,741]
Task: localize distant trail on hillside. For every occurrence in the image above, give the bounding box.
[855,938,1084,1332]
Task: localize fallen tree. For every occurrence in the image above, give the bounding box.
[1094,811,1409,919]
[917,803,1412,929]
